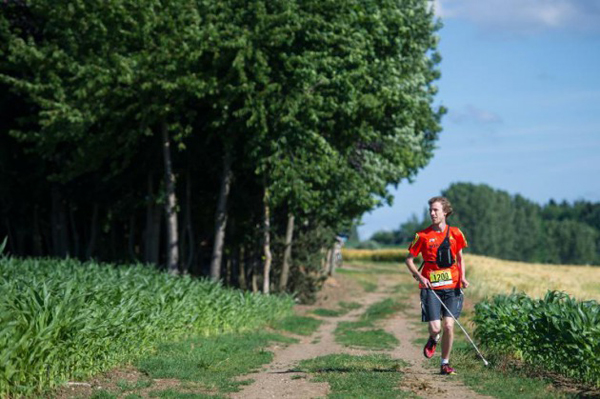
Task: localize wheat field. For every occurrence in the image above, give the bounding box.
[343,248,600,302]
[465,254,600,302]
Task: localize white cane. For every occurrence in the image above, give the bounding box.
[428,288,489,366]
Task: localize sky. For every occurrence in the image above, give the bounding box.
[359,0,600,240]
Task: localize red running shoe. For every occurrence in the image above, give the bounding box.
[423,335,438,359]
[440,364,456,375]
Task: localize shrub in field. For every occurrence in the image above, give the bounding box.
[342,248,411,263]
[0,257,294,397]
[474,291,600,387]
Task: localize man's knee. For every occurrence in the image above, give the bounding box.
[429,321,442,335]
[442,318,454,333]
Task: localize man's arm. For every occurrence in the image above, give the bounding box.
[457,250,469,288]
[405,253,431,288]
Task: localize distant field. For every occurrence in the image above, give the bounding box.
[466,254,600,302]
[343,248,600,302]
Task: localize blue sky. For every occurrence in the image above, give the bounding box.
[359,0,600,240]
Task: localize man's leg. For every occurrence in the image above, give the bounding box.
[428,319,441,340]
[421,289,442,358]
[439,289,463,375]
[441,316,454,359]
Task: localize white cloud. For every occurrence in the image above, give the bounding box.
[434,0,600,34]
[448,104,502,124]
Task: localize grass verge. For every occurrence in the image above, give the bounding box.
[313,301,362,317]
[136,331,297,396]
[336,321,398,350]
[296,354,411,398]
[336,269,378,292]
[334,298,403,350]
[425,342,583,399]
[270,315,323,336]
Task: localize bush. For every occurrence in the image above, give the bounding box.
[0,257,293,397]
[474,291,600,387]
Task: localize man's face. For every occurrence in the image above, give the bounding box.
[429,202,445,224]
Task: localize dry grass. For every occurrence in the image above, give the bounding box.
[466,254,600,302]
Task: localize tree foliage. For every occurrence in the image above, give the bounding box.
[371,183,600,265]
[0,0,444,298]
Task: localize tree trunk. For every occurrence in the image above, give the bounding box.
[325,248,332,274]
[238,246,247,290]
[3,219,15,254]
[162,121,179,274]
[86,203,99,259]
[279,213,295,291]
[51,185,69,257]
[251,262,259,293]
[210,149,233,281]
[262,185,272,294]
[128,214,138,262]
[144,175,161,265]
[69,207,80,259]
[182,172,194,273]
[33,205,43,256]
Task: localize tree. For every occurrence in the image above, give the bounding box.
[1,0,218,272]
[1,0,448,299]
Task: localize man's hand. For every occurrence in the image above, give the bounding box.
[417,275,432,288]
[461,277,470,289]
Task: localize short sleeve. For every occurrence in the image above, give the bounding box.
[408,233,423,257]
[454,228,468,251]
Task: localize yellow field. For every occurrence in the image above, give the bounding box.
[342,248,409,262]
[465,254,600,302]
[343,248,600,302]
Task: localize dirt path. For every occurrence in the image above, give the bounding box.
[232,283,391,399]
[231,274,492,399]
[384,294,492,398]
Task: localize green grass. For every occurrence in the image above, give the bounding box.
[333,298,403,349]
[90,391,118,399]
[361,298,404,322]
[117,378,153,392]
[335,269,379,292]
[271,315,322,336]
[137,331,296,395]
[426,342,578,399]
[313,308,345,317]
[313,301,362,317]
[0,257,294,397]
[147,388,223,398]
[413,303,584,398]
[296,354,411,398]
[335,321,398,350]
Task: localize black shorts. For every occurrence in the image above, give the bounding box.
[420,288,463,322]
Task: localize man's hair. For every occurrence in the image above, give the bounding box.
[428,196,453,217]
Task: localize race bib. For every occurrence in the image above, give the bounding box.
[429,269,453,288]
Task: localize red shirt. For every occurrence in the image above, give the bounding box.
[408,225,468,290]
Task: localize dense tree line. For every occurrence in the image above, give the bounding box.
[0,0,444,299]
[370,183,600,265]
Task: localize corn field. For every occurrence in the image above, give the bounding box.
[0,257,294,397]
[474,291,600,387]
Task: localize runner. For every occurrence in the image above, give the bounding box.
[404,196,469,375]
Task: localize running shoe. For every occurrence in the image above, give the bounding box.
[440,364,456,375]
[423,335,438,358]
